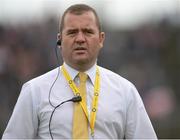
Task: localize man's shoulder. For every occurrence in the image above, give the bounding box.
[98,66,124,79]
[98,66,133,86]
[26,67,60,86]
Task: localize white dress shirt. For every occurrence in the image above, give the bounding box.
[2,63,157,139]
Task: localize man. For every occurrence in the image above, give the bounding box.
[2,4,157,139]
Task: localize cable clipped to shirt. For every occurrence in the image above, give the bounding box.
[49,96,82,140]
[48,40,62,108]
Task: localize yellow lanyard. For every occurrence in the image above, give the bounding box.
[61,65,100,136]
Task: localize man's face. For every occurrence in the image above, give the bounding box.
[59,11,105,71]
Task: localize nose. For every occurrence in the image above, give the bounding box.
[75,32,85,44]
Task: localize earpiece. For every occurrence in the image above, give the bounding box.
[57,40,61,46]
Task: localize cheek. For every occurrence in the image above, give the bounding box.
[61,46,71,58]
[61,41,72,53]
[88,46,101,58]
[90,40,101,51]
[88,38,99,47]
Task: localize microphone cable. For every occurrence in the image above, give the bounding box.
[49,96,82,140]
[48,44,61,108]
[48,42,82,139]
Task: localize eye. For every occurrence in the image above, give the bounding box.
[66,30,78,36]
[83,29,94,36]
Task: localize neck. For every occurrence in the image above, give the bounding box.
[65,62,95,72]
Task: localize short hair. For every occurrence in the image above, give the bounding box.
[59,4,101,33]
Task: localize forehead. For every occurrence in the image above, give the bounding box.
[63,11,98,30]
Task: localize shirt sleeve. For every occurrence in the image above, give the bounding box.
[2,82,39,139]
[125,83,157,139]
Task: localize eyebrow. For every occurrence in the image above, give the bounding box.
[66,28,95,33]
[66,29,78,33]
[82,28,94,32]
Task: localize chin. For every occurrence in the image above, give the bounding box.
[76,59,88,64]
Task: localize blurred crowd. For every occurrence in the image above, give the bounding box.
[0,16,180,138]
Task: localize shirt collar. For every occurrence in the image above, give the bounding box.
[63,62,97,85]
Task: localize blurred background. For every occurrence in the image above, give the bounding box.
[0,0,180,138]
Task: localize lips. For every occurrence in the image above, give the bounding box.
[73,46,87,54]
[74,46,87,51]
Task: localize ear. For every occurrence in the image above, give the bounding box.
[57,33,61,40]
[57,33,62,48]
[99,32,105,48]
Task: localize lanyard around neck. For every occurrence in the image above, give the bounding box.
[61,65,100,136]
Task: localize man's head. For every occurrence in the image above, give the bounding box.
[58,4,105,71]
[59,4,101,34]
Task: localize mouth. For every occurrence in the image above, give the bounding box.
[74,46,87,50]
[74,46,87,53]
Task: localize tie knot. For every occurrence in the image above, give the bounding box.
[78,72,88,83]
